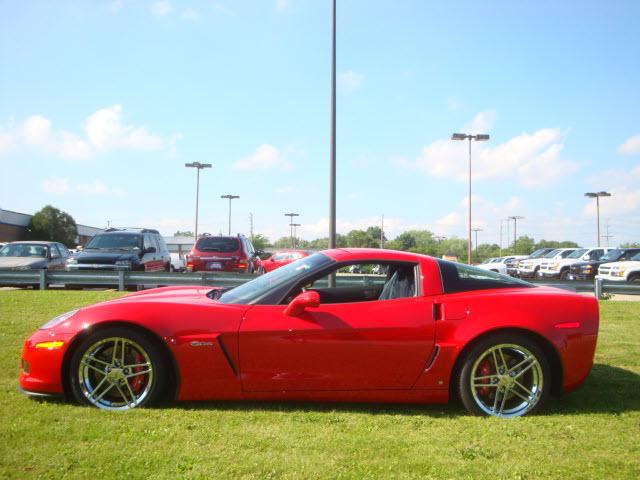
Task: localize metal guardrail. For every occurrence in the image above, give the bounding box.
[0,269,638,298]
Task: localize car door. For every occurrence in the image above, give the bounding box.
[238,265,436,392]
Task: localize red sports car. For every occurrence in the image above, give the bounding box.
[20,248,599,417]
[260,249,310,273]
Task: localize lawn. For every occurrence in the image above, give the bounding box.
[0,291,638,479]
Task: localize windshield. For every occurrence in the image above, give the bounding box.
[529,249,550,259]
[543,249,561,258]
[600,249,623,261]
[0,243,48,258]
[86,234,141,250]
[217,252,334,304]
[196,237,239,253]
[567,249,587,259]
[631,252,640,261]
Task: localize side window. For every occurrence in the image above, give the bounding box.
[57,244,69,257]
[50,244,61,258]
[156,235,168,254]
[437,260,533,294]
[246,238,255,256]
[591,249,603,260]
[143,235,154,252]
[284,262,418,305]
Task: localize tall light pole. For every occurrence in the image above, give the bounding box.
[185,162,212,239]
[585,191,611,247]
[451,133,490,264]
[285,213,299,248]
[329,0,337,250]
[472,228,483,261]
[291,223,301,248]
[220,195,239,235]
[509,215,524,253]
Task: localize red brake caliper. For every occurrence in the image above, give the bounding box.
[477,360,492,396]
[130,352,146,393]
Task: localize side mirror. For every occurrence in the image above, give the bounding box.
[284,290,320,317]
[76,245,83,251]
[144,246,156,254]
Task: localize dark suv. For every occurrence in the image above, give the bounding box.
[66,229,171,271]
[185,234,263,273]
[569,248,640,281]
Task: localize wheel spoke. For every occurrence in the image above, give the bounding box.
[81,359,107,376]
[125,368,151,378]
[473,383,499,388]
[509,386,533,404]
[86,355,111,368]
[491,388,501,413]
[115,383,133,406]
[89,376,113,402]
[514,359,537,379]
[111,339,119,364]
[513,380,536,398]
[123,379,138,405]
[473,373,499,381]
[497,388,508,415]
[491,350,500,371]
[121,339,126,366]
[508,354,534,374]
[497,347,508,371]
[122,362,151,369]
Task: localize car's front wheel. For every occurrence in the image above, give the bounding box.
[457,334,550,418]
[69,327,166,410]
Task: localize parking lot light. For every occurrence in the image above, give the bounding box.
[508,216,524,253]
[185,162,212,239]
[220,195,240,235]
[585,191,611,247]
[285,213,300,248]
[451,133,490,264]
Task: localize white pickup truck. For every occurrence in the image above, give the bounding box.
[597,251,640,282]
[538,247,612,280]
[477,256,528,275]
[517,248,578,279]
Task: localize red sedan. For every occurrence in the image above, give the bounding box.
[19,248,599,417]
[260,249,310,273]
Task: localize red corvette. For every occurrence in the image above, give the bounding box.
[20,249,599,417]
[260,249,310,273]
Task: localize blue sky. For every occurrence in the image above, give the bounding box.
[1,0,639,247]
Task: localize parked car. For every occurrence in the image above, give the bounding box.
[511,248,555,277]
[597,250,640,282]
[477,256,528,276]
[20,248,599,417]
[185,234,262,273]
[169,252,185,272]
[260,249,310,273]
[66,229,170,272]
[518,248,578,279]
[569,248,640,281]
[0,241,70,270]
[538,248,611,280]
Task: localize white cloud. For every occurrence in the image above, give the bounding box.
[76,179,127,197]
[182,8,200,21]
[42,177,70,195]
[275,185,295,194]
[151,1,172,17]
[84,105,164,151]
[108,0,123,13]
[233,144,292,171]
[398,111,576,187]
[617,134,640,155]
[0,105,177,160]
[338,70,364,92]
[583,166,640,218]
[276,0,291,11]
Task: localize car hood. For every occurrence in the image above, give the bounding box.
[0,257,47,268]
[600,261,640,268]
[76,250,139,263]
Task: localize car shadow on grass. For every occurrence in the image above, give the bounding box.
[546,363,640,415]
[166,363,640,417]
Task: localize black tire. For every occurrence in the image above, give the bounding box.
[457,333,551,418]
[69,327,167,410]
[560,269,570,280]
[628,273,640,283]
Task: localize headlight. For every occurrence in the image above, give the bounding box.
[583,266,593,273]
[66,257,77,265]
[551,263,560,271]
[40,309,79,330]
[613,268,626,277]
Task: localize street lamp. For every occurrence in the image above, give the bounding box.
[185,162,212,239]
[472,228,483,260]
[329,0,337,250]
[508,215,524,253]
[290,223,301,248]
[585,191,611,247]
[220,195,240,235]
[285,213,299,248]
[451,133,490,264]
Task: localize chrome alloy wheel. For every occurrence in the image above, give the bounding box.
[77,337,154,411]
[470,343,544,418]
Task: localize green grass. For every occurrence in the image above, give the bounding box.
[0,291,639,479]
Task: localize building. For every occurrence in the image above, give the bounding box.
[0,208,103,246]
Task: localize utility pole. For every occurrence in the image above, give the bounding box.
[291,223,301,248]
[585,192,612,247]
[328,0,337,250]
[472,228,483,261]
[509,216,524,253]
[499,219,504,256]
[185,162,212,239]
[285,213,299,248]
[380,214,385,248]
[602,219,613,247]
[220,195,240,235]
[249,213,254,240]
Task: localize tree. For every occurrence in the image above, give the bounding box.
[250,234,270,250]
[513,236,535,255]
[387,232,417,251]
[620,242,640,248]
[25,205,77,246]
[346,229,378,248]
[174,230,194,237]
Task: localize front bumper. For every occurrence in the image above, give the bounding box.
[67,264,131,271]
[568,272,595,281]
[19,329,75,395]
[538,271,561,279]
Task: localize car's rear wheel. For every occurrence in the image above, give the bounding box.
[458,334,550,418]
[628,273,640,283]
[69,327,166,410]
